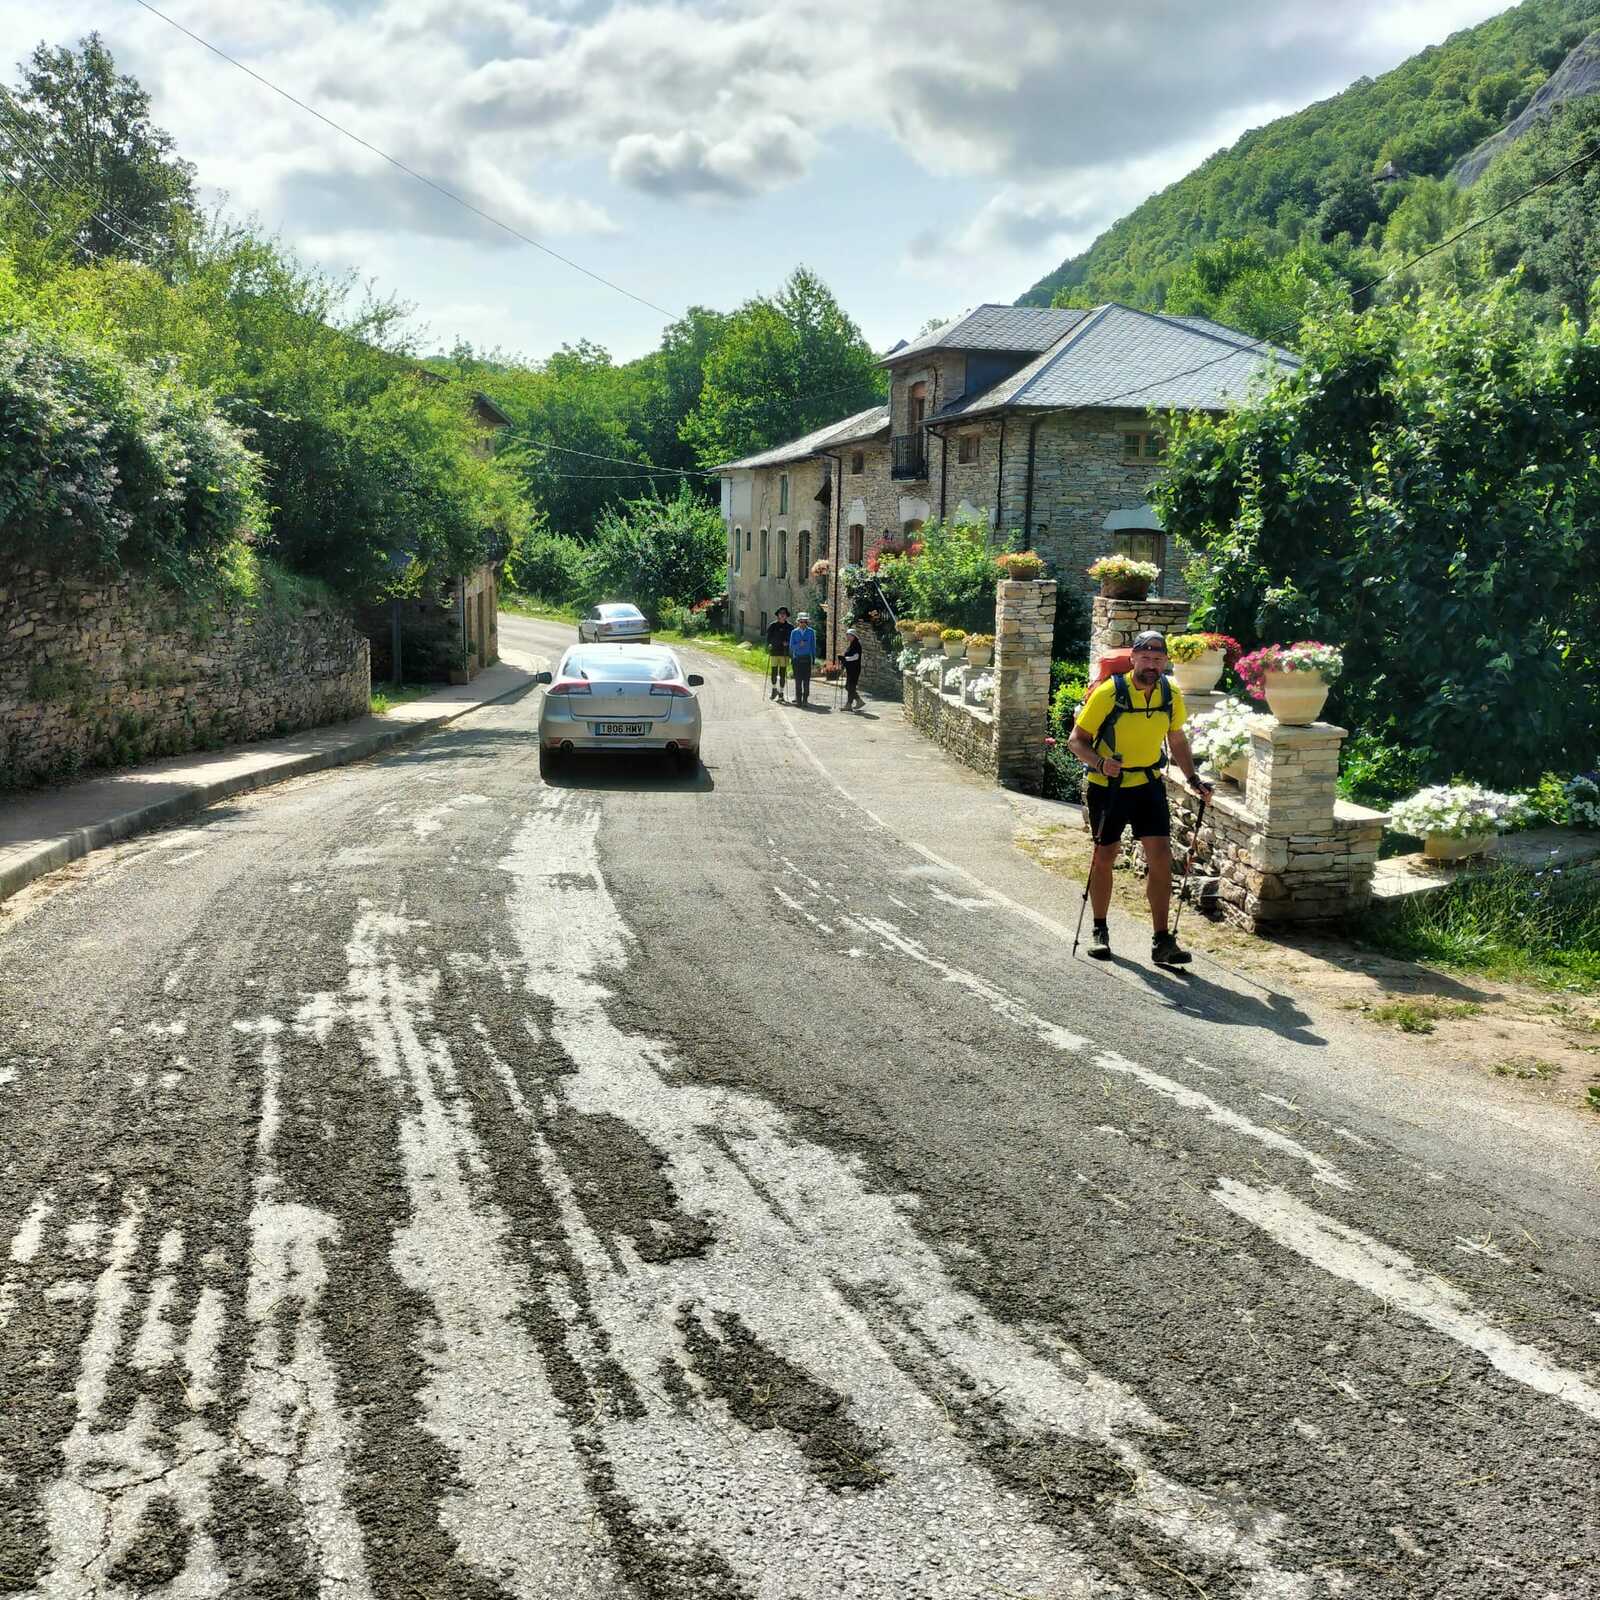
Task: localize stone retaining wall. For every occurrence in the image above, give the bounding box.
[902,672,996,777]
[1,562,370,789]
[856,622,903,703]
[1088,595,1192,679]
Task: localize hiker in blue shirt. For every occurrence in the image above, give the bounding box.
[788,612,818,706]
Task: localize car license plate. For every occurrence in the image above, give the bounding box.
[596,721,649,736]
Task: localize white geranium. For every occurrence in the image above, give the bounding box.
[1389,783,1528,840]
[1187,697,1255,771]
[915,655,944,683]
[1564,772,1600,829]
[969,671,995,706]
[942,666,966,692]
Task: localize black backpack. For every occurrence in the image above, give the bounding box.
[1091,673,1172,775]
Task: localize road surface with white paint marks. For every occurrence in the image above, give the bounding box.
[1,612,1596,1600]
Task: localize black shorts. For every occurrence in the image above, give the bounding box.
[1086,778,1170,842]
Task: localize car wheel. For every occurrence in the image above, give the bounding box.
[539,746,560,780]
[675,749,698,775]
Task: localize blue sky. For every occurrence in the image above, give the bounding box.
[7,0,1511,363]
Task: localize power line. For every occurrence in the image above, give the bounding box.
[129,0,678,320]
[0,168,54,232]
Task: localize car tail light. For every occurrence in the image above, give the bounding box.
[650,682,691,697]
[551,678,592,695]
[596,622,611,634]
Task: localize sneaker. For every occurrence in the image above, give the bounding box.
[1088,923,1111,960]
[1152,930,1192,967]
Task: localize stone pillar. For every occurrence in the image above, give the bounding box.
[993,578,1055,792]
[1245,716,1343,835]
[1088,596,1191,678]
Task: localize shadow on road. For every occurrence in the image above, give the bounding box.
[1109,954,1327,1047]
[541,754,716,794]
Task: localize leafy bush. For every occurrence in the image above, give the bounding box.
[1043,659,1091,802]
[0,323,261,586]
[508,524,585,601]
[875,517,1014,632]
[1337,732,1434,806]
[575,483,725,623]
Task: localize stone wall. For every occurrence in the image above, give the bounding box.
[902,672,996,776]
[729,458,831,641]
[897,579,1054,792]
[2,563,370,789]
[1088,595,1192,679]
[855,621,903,703]
[1162,717,1387,929]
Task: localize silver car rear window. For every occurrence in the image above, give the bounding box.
[599,605,644,620]
[566,651,680,682]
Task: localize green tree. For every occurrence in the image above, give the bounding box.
[682,267,883,466]
[575,485,725,621]
[0,33,195,266]
[1164,237,1348,343]
[1155,285,1600,787]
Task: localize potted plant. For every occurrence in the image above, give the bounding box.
[1167,633,1223,695]
[1236,641,1342,724]
[895,618,922,642]
[1389,783,1529,862]
[965,632,995,668]
[996,550,1045,580]
[914,621,944,653]
[940,627,968,659]
[1087,554,1160,600]
[1187,697,1254,788]
[1564,771,1600,830]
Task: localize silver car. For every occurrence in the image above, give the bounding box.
[577,602,650,643]
[535,644,704,774]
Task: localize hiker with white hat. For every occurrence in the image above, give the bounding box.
[840,625,864,711]
[788,611,818,706]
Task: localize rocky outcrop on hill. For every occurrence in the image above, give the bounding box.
[1454,29,1600,186]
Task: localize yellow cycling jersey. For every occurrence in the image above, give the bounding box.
[1076,674,1187,789]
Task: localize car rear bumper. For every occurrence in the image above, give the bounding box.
[546,735,696,753]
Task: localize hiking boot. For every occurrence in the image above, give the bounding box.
[1088,922,1111,960]
[1152,930,1192,967]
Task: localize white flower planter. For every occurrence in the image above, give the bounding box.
[1424,831,1493,863]
[965,644,993,668]
[942,638,967,659]
[1222,754,1249,788]
[1172,650,1224,696]
[1263,669,1328,725]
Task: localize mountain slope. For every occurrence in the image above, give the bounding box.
[1018,0,1600,310]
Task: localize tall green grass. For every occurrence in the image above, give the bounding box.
[1358,863,1600,991]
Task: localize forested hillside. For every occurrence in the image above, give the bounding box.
[1019,0,1600,318]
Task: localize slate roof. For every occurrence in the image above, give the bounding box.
[715,404,889,472]
[884,305,1089,365]
[932,303,1300,419]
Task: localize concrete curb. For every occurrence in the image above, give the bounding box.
[0,671,537,906]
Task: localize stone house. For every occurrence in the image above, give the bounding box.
[718,303,1298,655]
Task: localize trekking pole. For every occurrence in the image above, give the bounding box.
[1169,782,1212,946]
[1071,770,1123,958]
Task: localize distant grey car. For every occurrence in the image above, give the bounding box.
[577,602,650,643]
[536,644,703,774]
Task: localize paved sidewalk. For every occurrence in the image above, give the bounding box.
[0,651,543,904]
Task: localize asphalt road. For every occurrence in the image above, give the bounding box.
[1,611,1596,1600]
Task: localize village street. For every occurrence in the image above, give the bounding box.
[1,612,1597,1600]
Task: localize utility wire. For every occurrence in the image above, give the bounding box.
[0,168,54,232]
[129,0,678,320]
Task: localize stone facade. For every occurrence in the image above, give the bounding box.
[2,562,371,789]
[363,561,501,683]
[855,622,904,703]
[727,457,833,642]
[897,579,1054,792]
[1162,718,1387,930]
[1088,595,1193,679]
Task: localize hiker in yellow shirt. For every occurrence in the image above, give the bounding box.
[1067,630,1211,966]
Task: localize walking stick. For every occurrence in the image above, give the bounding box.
[1169,783,1212,946]
[1071,771,1123,958]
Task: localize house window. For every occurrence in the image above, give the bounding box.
[779,529,788,578]
[850,450,864,475]
[848,524,864,564]
[733,526,742,571]
[1121,429,1166,464]
[779,474,789,514]
[1114,531,1165,569]
[746,528,752,551]
[760,528,769,576]
[799,530,811,572]
[958,434,979,465]
[909,381,927,427]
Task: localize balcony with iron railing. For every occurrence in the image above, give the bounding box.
[891,432,928,480]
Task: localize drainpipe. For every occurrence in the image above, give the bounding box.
[993,415,1007,540]
[1022,413,1046,551]
[928,422,950,520]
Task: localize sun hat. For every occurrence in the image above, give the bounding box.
[845,624,859,634]
[797,611,810,621]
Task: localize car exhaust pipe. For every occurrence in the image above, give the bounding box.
[560,741,574,754]
[665,741,679,754]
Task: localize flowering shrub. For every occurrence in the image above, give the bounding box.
[996,550,1045,580]
[969,671,996,706]
[1168,631,1243,666]
[940,627,967,643]
[942,666,966,692]
[896,647,921,672]
[1390,783,1529,840]
[866,536,920,574]
[1235,641,1344,700]
[1187,698,1255,771]
[809,559,831,581]
[1087,555,1159,584]
[1564,772,1600,830]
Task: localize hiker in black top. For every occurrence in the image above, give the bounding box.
[840,626,864,711]
[766,608,792,702]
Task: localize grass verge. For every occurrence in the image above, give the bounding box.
[653,627,771,678]
[1355,863,1600,994]
[370,683,440,716]
[500,593,580,623]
